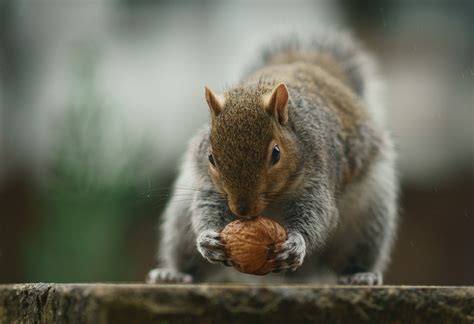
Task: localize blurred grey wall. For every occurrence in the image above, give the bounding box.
[1,0,472,187]
[0,0,342,183]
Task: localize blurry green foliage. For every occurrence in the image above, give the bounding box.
[23,51,162,282]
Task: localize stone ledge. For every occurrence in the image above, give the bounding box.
[0,284,473,323]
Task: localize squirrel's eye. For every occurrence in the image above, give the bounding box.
[271,145,280,165]
[209,154,216,167]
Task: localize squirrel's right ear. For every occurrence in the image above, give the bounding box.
[205,86,224,116]
[264,83,289,125]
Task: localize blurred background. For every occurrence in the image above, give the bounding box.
[0,0,472,285]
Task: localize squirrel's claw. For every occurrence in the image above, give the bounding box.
[271,232,306,273]
[197,229,231,266]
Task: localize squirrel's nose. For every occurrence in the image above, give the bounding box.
[236,202,250,217]
[231,200,256,219]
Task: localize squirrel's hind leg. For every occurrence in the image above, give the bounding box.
[331,153,398,286]
[146,187,198,284]
[337,271,382,285]
[146,268,193,283]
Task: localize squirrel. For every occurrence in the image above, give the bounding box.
[147,30,398,285]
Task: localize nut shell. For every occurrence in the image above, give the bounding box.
[221,217,287,275]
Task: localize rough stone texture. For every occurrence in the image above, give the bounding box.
[0,284,473,323]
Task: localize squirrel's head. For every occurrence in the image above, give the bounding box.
[204,83,300,219]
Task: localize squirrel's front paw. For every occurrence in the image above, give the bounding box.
[197,229,233,266]
[271,232,306,273]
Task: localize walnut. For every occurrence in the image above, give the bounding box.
[220,217,287,275]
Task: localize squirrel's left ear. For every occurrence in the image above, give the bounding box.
[264,83,289,125]
[205,86,224,116]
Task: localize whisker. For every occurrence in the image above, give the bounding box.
[143,187,216,194]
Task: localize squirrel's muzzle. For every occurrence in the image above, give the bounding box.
[229,197,265,219]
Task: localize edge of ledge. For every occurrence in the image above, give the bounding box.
[1,283,473,324]
[2,282,473,288]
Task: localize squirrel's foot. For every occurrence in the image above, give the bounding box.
[271,232,306,273]
[338,272,382,285]
[197,229,234,266]
[146,268,193,284]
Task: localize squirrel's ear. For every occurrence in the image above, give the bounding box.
[264,83,289,125]
[205,86,224,116]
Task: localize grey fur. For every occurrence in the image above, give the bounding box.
[148,31,398,285]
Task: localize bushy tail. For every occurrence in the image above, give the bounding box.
[251,30,378,100]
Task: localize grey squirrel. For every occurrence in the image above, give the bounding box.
[147,31,398,285]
